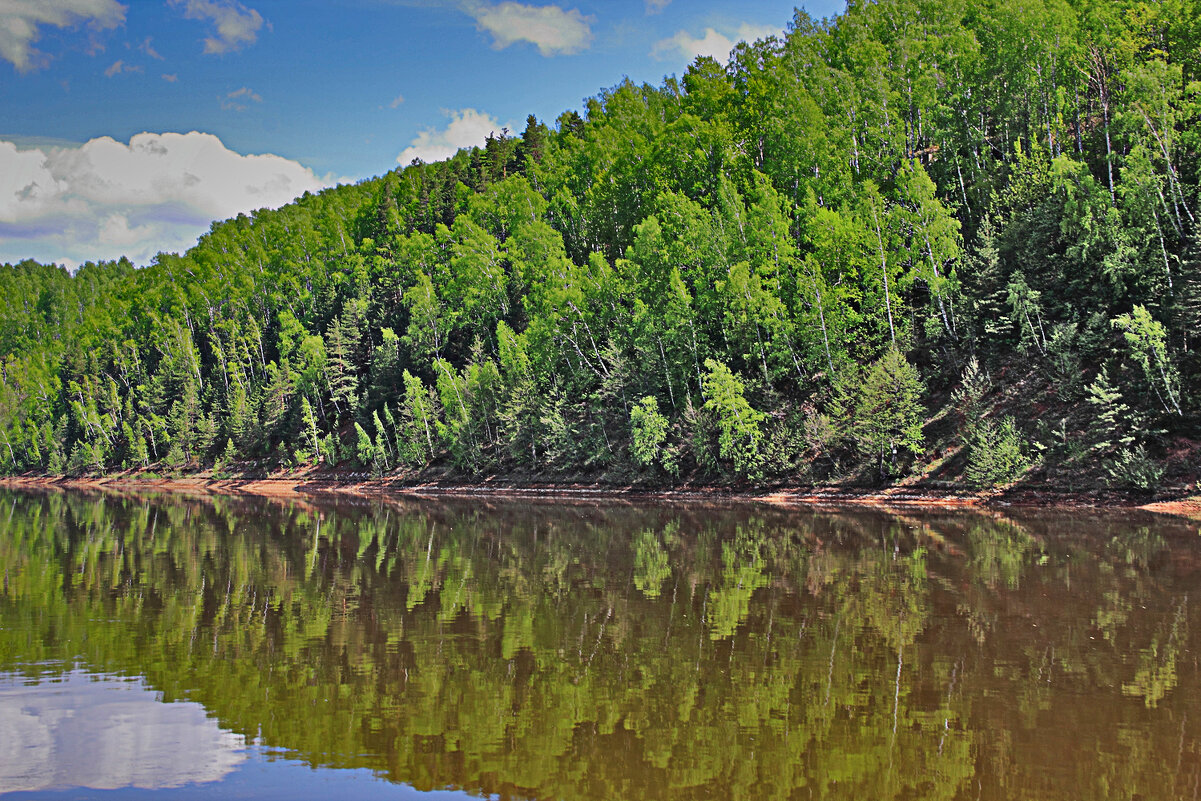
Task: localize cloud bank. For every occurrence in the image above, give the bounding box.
[652,22,779,64]
[0,0,126,72]
[397,108,502,165]
[0,131,331,267]
[464,1,592,56]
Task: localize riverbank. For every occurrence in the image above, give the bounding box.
[4,469,1200,520]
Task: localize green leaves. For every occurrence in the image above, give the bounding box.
[629,395,675,476]
[702,359,765,479]
[398,370,439,467]
[4,0,1201,488]
[964,417,1030,487]
[1112,304,1182,416]
[852,349,925,479]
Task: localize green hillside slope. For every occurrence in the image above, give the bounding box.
[2,0,1199,490]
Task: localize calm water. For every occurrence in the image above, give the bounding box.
[0,489,1199,800]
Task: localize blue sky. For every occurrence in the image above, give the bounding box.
[0,0,843,267]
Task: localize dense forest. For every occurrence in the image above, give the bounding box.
[1,0,1199,489]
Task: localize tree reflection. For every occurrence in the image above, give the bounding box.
[0,490,1199,800]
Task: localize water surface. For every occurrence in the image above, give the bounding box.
[1,488,1199,799]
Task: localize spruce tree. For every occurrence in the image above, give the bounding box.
[854,349,925,479]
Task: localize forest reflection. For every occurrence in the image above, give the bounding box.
[1,489,1199,801]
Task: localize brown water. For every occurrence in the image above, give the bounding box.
[1,488,1199,800]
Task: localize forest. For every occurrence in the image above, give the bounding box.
[1,0,1199,489]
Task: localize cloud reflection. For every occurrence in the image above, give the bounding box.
[0,669,246,793]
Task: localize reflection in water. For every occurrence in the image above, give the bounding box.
[0,671,245,793]
[1,489,1200,800]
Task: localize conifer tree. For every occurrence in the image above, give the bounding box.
[854,349,925,479]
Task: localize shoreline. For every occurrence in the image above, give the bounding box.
[3,472,1200,520]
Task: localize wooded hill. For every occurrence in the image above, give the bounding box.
[2,0,1199,489]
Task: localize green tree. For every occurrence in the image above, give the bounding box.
[629,395,675,475]
[1086,367,1135,454]
[1112,305,1183,416]
[854,348,925,479]
[702,359,765,479]
[354,422,377,471]
[398,371,438,467]
[964,417,1029,487]
[300,395,320,463]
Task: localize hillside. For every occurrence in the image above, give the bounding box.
[1,0,1199,493]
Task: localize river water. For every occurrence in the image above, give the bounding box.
[0,488,1198,799]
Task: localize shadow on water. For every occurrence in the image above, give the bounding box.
[2,487,1200,800]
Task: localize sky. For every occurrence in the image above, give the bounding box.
[0,0,844,268]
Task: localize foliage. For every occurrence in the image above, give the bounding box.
[1105,444,1165,491]
[951,357,989,432]
[629,395,676,475]
[954,360,1029,487]
[1112,305,1183,416]
[1,0,1200,489]
[964,417,1030,487]
[1087,367,1136,454]
[853,349,925,479]
[702,359,765,479]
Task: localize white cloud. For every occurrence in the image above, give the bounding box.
[651,22,779,64]
[103,58,140,77]
[221,85,261,110]
[397,108,501,165]
[0,131,332,267]
[464,1,592,56]
[161,72,177,82]
[138,36,163,60]
[645,0,670,13]
[98,212,152,247]
[0,0,126,72]
[227,86,260,101]
[171,0,263,55]
[389,93,405,109]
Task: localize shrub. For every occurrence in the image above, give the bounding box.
[1105,445,1163,491]
[965,417,1029,487]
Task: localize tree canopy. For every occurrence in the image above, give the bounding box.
[2,0,1199,487]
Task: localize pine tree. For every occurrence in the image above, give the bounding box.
[951,357,989,433]
[326,317,359,417]
[965,417,1029,487]
[215,437,237,473]
[965,217,1009,346]
[854,349,925,479]
[399,371,438,466]
[124,421,150,468]
[1086,367,1135,454]
[354,422,376,470]
[372,410,392,470]
[382,404,400,463]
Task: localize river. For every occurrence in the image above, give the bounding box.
[0,488,1198,799]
